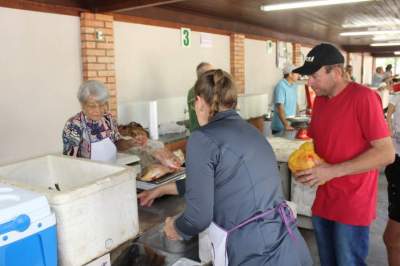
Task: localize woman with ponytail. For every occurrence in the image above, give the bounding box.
[139,69,312,265]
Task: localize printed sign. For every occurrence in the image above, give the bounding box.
[181,28,191,48]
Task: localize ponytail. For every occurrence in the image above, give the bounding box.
[194,69,237,119]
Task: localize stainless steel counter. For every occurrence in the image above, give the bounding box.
[137,194,186,235]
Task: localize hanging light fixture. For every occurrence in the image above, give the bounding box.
[261,0,373,12]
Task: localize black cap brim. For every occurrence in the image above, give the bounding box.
[293,64,322,76]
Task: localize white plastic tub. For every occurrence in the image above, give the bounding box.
[0,155,140,266]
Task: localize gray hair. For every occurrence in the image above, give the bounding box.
[196,62,212,78]
[77,80,109,104]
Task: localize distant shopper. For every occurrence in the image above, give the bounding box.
[293,43,395,266]
[372,66,386,87]
[385,64,394,78]
[187,62,213,132]
[345,64,355,82]
[271,64,300,135]
[384,64,394,85]
[384,95,400,266]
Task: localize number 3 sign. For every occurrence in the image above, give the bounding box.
[181,28,191,48]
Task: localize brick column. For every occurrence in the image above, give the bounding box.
[292,43,302,66]
[230,33,245,94]
[80,12,117,116]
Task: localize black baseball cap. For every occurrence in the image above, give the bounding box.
[293,43,345,75]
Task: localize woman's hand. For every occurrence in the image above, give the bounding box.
[130,135,148,147]
[116,136,147,151]
[137,187,163,207]
[164,217,182,240]
[137,182,179,207]
[152,148,182,170]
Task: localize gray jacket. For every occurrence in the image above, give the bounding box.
[175,110,312,266]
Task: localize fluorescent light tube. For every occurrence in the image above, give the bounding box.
[372,35,400,41]
[341,30,400,36]
[342,20,400,28]
[395,51,400,55]
[261,0,373,12]
[370,42,400,47]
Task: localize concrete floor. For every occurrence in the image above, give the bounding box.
[299,172,389,266]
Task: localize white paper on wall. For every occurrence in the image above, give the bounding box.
[200,33,213,48]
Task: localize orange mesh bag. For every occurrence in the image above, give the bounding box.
[288,142,323,173]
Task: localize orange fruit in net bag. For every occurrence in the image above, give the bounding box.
[288,142,323,173]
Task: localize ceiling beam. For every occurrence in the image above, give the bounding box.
[115,6,324,47]
[342,45,400,54]
[371,52,400,58]
[89,0,188,12]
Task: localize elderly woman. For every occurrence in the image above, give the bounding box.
[62,80,144,162]
[139,70,312,265]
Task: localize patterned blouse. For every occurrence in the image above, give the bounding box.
[62,112,121,159]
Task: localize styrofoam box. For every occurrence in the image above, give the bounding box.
[0,155,140,266]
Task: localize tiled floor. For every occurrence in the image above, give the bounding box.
[299,172,389,266]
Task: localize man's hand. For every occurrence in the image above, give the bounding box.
[285,124,295,131]
[293,162,341,188]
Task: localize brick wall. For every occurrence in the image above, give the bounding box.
[230,33,245,94]
[80,12,117,116]
[292,43,302,66]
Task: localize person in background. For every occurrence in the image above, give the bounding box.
[345,64,355,82]
[372,66,386,87]
[384,64,394,86]
[62,80,145,162]
[293,43,395,266]
[271,64,300,135]
[385,64,394,78]
[139,69,312,265]
[187,62,213,132]
[384,95,400,266]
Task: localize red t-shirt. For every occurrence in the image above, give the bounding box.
[308,82,389,226]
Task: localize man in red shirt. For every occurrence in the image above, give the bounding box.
[293,43,395,266]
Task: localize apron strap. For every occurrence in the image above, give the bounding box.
[227,202,297,242]
[277,203,297,242]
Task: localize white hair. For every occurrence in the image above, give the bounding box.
[77,80,109,104]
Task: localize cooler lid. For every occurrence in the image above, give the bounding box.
[116,153,140,166]
[0,183,51,224]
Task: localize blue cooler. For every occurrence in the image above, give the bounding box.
[0,184,57,266]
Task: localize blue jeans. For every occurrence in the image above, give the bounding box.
[312,216,370,266]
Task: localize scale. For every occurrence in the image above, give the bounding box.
[287,116,311,140]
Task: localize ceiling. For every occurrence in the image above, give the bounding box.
[7,0,400,55]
